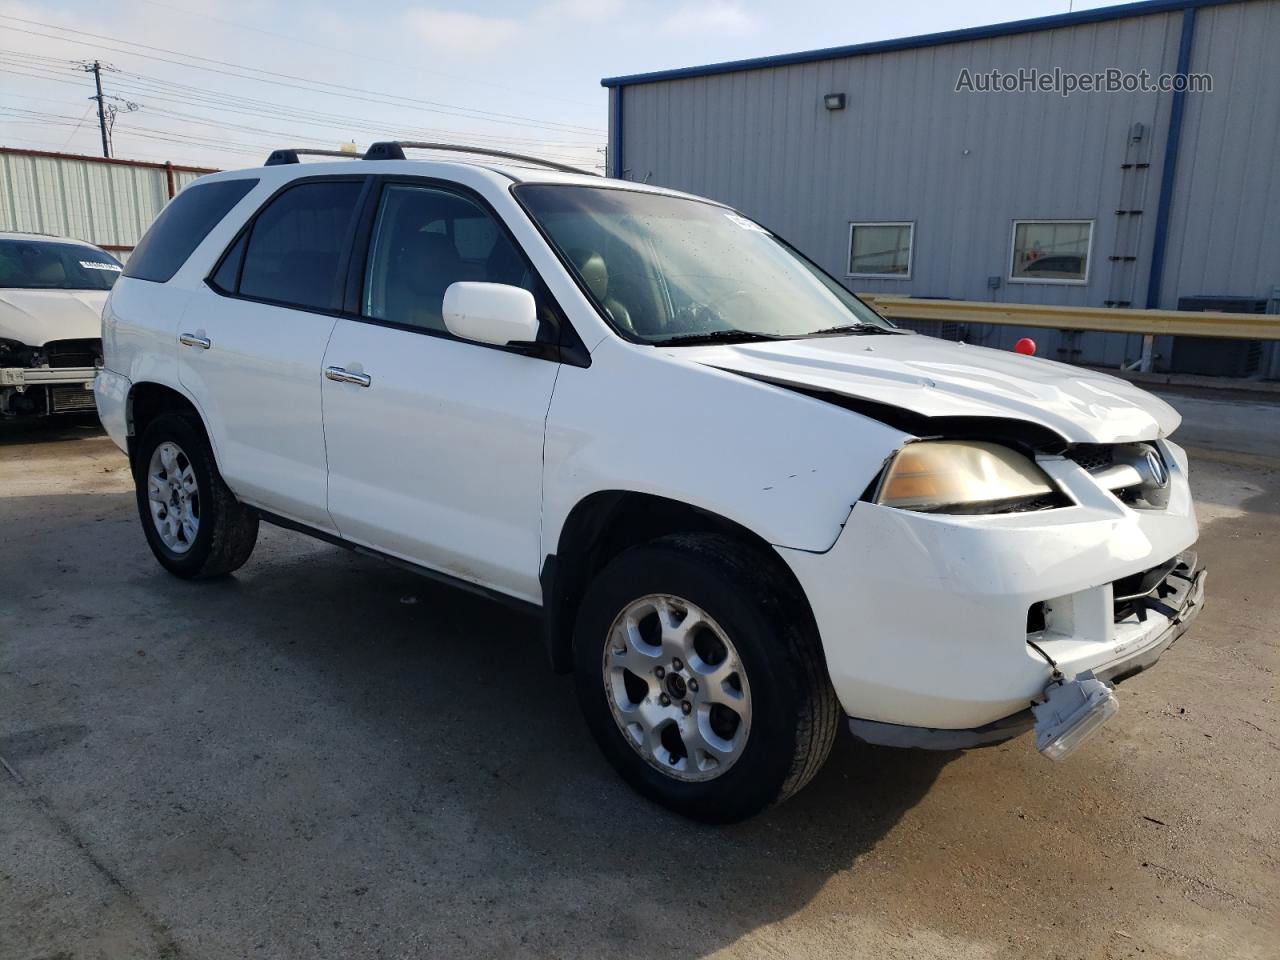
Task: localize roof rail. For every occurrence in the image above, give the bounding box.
[363,140,598,177]
[264,148,360,166]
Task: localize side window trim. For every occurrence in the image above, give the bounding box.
[343,174,589,366]
[203,174,372,316]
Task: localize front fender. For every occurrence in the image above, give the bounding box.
[542,337,909,554]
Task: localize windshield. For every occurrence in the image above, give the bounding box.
[0,239,122,291]
[514,184,895,345]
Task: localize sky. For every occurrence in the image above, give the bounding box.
[0,0,1136,171]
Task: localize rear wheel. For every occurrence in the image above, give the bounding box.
[573,533,839,822]
[133,413,258,579]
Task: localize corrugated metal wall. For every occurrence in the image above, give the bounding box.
[611,0,1280,372]
[1161,0,1280,307]
[0,149,215,261]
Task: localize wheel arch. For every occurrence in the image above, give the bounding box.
[126,381,210,466]
[540,490,819,674]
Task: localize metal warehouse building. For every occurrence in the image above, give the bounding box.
[603,0,1280,377]
[0,147,216,261]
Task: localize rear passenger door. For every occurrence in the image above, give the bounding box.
[179,176,367,532]
[321,180,562,602]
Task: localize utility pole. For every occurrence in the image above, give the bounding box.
[90,60,109,158]
[77,61,137,158]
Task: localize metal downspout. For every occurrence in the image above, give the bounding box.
[609,86,625,179]
[1144,7,1198,309]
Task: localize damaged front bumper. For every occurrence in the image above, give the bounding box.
[0,365,99,387]
[1,366,100,416]
[776,438,1203,747]
[847,554,1206,750]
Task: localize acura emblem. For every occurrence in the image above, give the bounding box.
[1145,449,1169,488]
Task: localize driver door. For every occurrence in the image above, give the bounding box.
[321,181,560,602]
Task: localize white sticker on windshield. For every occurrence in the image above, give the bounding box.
[724,213,770,235]
[80,260,122,271]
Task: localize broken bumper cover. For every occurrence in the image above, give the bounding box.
[776,438,1201,736]
[847,558,1206,750]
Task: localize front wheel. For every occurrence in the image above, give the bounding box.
[573,534,839,822]
[133,413,259,579]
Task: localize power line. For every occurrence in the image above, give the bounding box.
[0,57,605,167]
[0,54,605,168]
[0,58,600,148]
[105,71,602,148]
[0,86,603,172]
[0,14,605,135]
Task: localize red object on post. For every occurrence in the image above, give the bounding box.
[1014,337,1037,356]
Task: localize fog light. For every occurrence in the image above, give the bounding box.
[1032,671,1118,761]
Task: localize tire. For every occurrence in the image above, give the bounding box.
[132,412,259,579]
[572,533,840,823]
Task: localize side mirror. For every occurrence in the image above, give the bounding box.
[442,282,538,347]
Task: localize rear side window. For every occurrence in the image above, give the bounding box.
[235,180,364,312]
[123,179,257,283]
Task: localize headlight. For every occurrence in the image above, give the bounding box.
[876,440,1058,514]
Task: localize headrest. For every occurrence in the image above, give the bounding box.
[568,248,608,300]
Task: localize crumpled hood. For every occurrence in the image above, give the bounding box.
[672,332,1180,444]
[0,289,107,347]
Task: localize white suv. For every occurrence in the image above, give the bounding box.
[96,143,1205,821]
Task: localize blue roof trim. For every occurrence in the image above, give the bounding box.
[601,0,1240,88]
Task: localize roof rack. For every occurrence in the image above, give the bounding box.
[363,141,598,177]
[265,148,361,166]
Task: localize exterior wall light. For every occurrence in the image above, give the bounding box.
[823,93,847,110]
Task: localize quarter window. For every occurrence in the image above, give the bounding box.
[124,178,257,283]
[847,222,913,278]
[1010,220,1092,283]
[235,180,364,311]
[363,184,534,333]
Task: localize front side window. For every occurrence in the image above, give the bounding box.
[124,178,257,283]
[848,222,913,278]
[0,240,122,290]
[363,184,534,333]
[235,180,364,311]
[1010,220,1092,283]
[515,185,893,345]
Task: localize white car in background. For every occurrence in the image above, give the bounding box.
[0,232,120,418]
[95,143,1205,822]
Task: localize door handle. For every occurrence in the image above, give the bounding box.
[179,333,211,349]
[325,365,372,388]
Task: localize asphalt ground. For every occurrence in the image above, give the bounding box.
[1,390,1277,960]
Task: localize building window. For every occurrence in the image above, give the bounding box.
[1010,220,1092,284]
[847,222,913,279]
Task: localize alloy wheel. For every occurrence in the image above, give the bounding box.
[146,441,200,554]
[602,594,752,782]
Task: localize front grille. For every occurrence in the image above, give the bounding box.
[1066,444,1115,474]
[44,338,102,368]
[49,384,97,413]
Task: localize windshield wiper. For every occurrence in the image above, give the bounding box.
[657,330,793,347]
[804,322,895,337]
